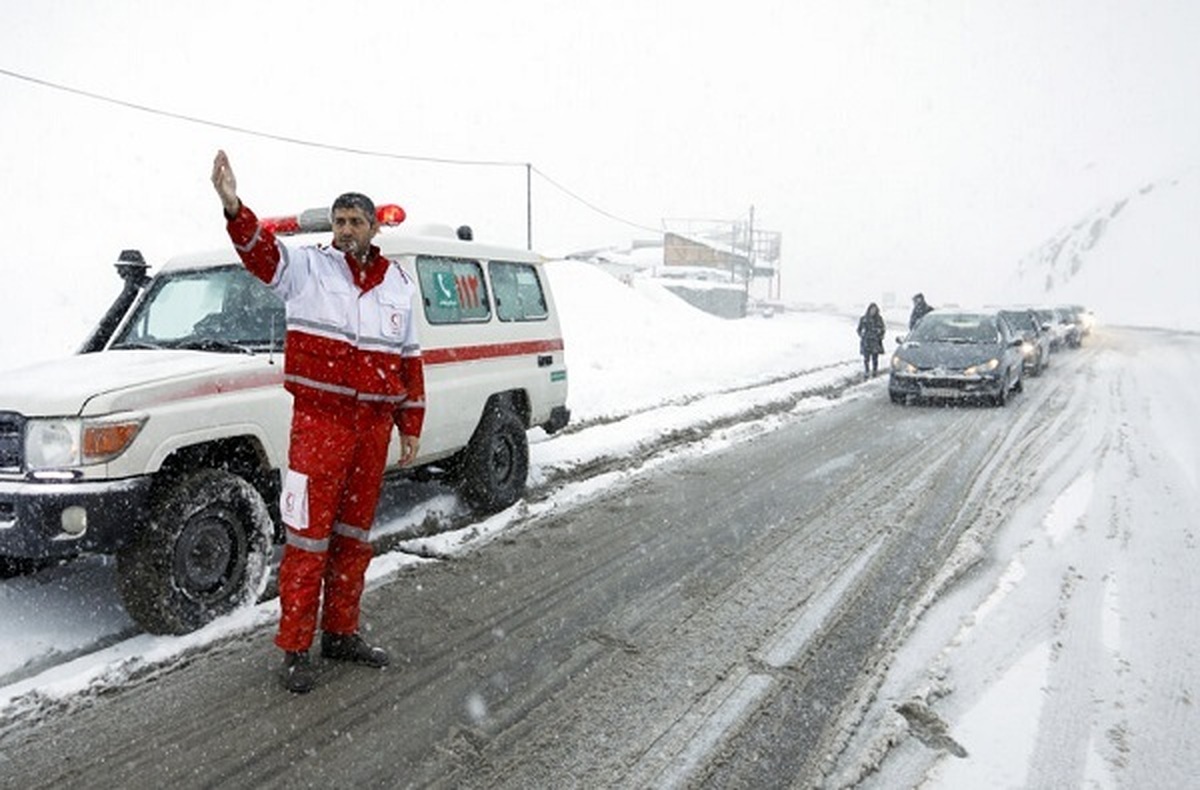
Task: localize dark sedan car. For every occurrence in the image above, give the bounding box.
[999,308,1051,376]
[889,309,1025,406]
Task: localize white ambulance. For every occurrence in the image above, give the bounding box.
[0,205,569,634]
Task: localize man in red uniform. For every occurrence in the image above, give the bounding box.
[211,150,425,693]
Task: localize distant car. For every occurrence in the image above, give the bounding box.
[889,309,1025,406]
[1075,305,1095,335]
[1052,307,1083,348]
[1033,307,1074,350]
[1059,304,1093,342]
[999,308,1051,376]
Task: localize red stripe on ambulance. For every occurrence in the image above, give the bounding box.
[424,338,565,365]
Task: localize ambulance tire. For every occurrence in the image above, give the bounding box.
[117,469,273,635]
[455,400,529,514]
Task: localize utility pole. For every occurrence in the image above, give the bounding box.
[746,205,755,283]
[744,205,755,316]
[747,205,755,268]
[730,221,738,283]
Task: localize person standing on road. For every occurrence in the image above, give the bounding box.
[857,302,886,379]
[909,292,934,330]
[211,150,425,694]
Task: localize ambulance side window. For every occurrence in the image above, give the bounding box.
[490,261,548,322]
[415,256,491,324]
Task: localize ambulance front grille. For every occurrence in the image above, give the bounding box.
[0,412,24,471]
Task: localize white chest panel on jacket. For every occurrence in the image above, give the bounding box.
[268,243,419,355]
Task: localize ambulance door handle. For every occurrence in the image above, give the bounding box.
[537,355,553,368]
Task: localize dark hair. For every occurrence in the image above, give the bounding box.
[331,192,377,224]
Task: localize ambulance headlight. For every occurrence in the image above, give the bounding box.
[24,420,80,469]
[25,414,147,470]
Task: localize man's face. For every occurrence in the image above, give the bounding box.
[332,207,378,259]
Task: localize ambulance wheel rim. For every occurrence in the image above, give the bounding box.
[489,434,516,483]
[172,506,246,598]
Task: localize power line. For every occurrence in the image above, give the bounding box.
[0,66,516,167]
[531,166,663,235]
[0,65,664,237]
[1,65,669,242]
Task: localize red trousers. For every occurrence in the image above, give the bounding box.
[275,400,393,653]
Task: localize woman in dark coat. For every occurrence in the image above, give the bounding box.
[857,302,886,378]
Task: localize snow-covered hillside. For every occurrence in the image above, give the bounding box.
[1004,171,1199,331]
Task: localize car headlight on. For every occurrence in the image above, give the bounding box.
[24,414,147,470]
[891,355,916,373]
[964,358,1000,376]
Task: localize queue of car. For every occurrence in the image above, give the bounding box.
[888,303,1092,407]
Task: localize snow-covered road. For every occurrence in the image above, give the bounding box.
[2,249,1197,785]
[1,325,1196,789]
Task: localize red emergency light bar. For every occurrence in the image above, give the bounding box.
[260,204,407,236]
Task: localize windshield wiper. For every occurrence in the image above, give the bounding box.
[171,338,254,354]
[110,340,162,350]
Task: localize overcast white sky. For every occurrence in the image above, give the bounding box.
[1,0,1197,308]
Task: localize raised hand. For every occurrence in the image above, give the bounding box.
[211,150,240,215]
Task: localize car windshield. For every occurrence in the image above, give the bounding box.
[909,314,1000,344]
[999,311,1035,333]
[111,265,285,353]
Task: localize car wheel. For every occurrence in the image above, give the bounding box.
[117,469,273,635]
[993,377,1009,407]
[455,399,529,514]
[1013,368,1024,393]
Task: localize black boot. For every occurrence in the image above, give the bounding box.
[281,650,316,694]
[321,631,390,668]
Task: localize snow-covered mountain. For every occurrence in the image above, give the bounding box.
[1004,171,1199,332]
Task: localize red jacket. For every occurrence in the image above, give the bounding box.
[225,203,425,437]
